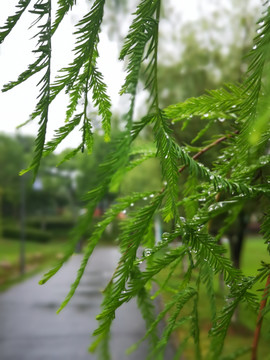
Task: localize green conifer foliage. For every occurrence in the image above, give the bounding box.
[1,1,270,359]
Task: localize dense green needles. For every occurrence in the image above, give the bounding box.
[1,1,270,359]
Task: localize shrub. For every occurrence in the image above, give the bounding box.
[27,216,75,230]
[3,226,51,243]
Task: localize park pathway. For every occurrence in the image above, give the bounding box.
[0,247,161,360]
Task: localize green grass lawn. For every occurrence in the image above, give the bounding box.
[0,237,69,291]
[158,236,270,360]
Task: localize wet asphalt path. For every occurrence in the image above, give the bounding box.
[0,247,155,360]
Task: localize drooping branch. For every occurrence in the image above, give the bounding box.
[178,131,239,174]
[251,272,270,360]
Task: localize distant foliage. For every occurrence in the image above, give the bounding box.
[1,1,270,359]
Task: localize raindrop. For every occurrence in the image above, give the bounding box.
[261,34,265,38]
[260,158,268,165]
[143,197,148,201]
[259,21,265,26]
[218,118,225,122]
[199,197,206,202]
[179,216,186,222]
[204,258,208,262]
[210,175,214,180]
[204,113,209,117]
[257,28,263,34]
[232,105,237,109]
[165,133,169,139]
[162,232,170,239]
[253,45,257,50]
[143,249,152,257]
[123,209,127,214]
[150,194,155,198]
[165,155,168,159]
[163,181,168,186]
[130,203,134,207]
[227,284,231,288]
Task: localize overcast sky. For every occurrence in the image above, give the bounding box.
[0,0,262,151]
[0,0,123,150]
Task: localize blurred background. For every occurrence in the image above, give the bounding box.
[0,0,264,287]
[0,1,269,359]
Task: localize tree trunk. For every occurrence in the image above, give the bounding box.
[229,211,248,269]
[229,211,249,323]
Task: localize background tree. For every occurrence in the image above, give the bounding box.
[0,133,35,218]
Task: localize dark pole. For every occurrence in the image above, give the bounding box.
[20,173,26,275]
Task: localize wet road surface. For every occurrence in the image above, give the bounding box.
[0,247,155,360]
